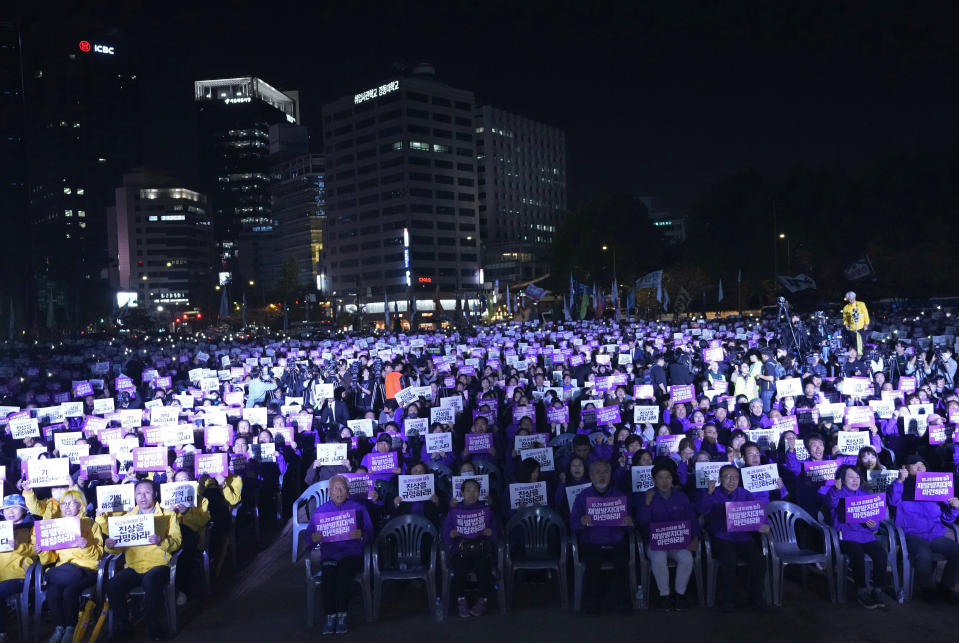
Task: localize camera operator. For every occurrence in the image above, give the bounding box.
[924,346,957,388]
[803,350,827,380]
[246,367,277,408]
[839,346,867,378]
[889,341,908,387]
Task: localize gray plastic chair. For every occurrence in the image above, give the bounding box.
[473,461,504,500]
[570,528,639,611]
[702,530,772,607]
[503,506,569,608]
[304,544,373,626]
[636,528,705,608]
[371,514,439,620]
[588,431,608,447]
[291,480,330,562]
[425,461,453,498]
[107,551,182,637]
[550,433,575,464]
[6,561,37,643]
[439,540,507,617]
[892,516,959,600]
[764,501,836,605]
[830,508,901,603]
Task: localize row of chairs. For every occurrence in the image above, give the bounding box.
[296,485,959,625]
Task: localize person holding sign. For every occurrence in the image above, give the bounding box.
[569,460,634,614]
[635,462,698,610]
[442,478,497,618]
[22,479,71,520]
[309,475,373,635]
[823,466,891,609]
[102,480,182,641]
[37,489,103,642]
[390,463,445,526]
[886,455,959,602]
[168,470,210,604]
[0,495,36,641]
[554,456,589,521]
[697,465,770,611]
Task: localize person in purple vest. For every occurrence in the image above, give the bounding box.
[442,478,498,618]
[570,459,634,614]
[698,465,770,612]
[887,454,959,602]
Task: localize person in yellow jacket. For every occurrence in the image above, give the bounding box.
[39,489,103,643]
[0,494,37,642]
[842,291,870,354]
[101,480,181,641]
[21,482,70,520]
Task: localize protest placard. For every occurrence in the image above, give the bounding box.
[403,417,428,437]
[342,473,373,501]
[366,451,398,474]
[520,446,555,472]
[514,433,550,451]
[92,398,115,415]
[741,464,781,493]
[194,452,228,478]
[451,474,490,501]
[844,407,875,428]
[249,442,276,463]
[132,446,168,472]
[633,385,655,400]
[27,458,71,487]
[649,520,693,550]
[508,481,547,509]
[108,514,155,547]
[203,425,234,448]
[9,416,40,440]
[150,406,180,426]
[802,460,839,484]
[746,428,780,451]
[314,443,348,467]
[430,406,455,426]
[397,474,435,502]
[633,405,659,424]
[631,465,654,492]
[867,469,898,494]
[34,517,85,551]
[725,501,767,532]
[346,418,374,437]
[424,432,452,454]
[160,481,198,509]
[913,472,954,501]
[96,484,135,513]
[439,395,464,413]
[694,461,726,489]
[669,385,695,404]
[465,432,493,454]
[0,521,13,553]
[843,493,885,524]
[451,507,491,538]
[546,405,570,424]
[776,378,803,398]
[836,431,870,455]
[585,496,628,526]
[309,510,357,542]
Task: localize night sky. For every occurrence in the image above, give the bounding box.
[25,0,959,211]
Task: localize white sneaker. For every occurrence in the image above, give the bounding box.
[176,591,188,606]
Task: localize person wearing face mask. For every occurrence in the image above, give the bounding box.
[886,454,959,602]
[39,489,104,643]
[0,495,36,642]
[823,465,891,609]
[101,480,182,641]
[569,459,634,614]
[698,465,770,611]
[309,475,373,635]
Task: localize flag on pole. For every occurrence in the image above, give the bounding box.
[218,287,229,320]
[506,285,512,314]
[578,290,588,320]
[718,279,724,303]
[662,288,670,311]
[625,289,635,319]
[563,295,572,321]
[612,277,620,321]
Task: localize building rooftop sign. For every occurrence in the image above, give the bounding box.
[354,80,399,105]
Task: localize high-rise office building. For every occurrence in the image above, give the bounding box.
[107,170,214,313]
[194,77,299,285]
[267,123,326,295]
[20,24,141,326]
[638,196,686,244]
[321,64,481,321]
[475,106,566,284]
[0,20,29,330]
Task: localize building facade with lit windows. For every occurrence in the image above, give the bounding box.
[19,24,142,326]
[267,123,326,296]
[321,64,481,321]
[194,77,299,284]
[106,170,214,313]
[474,106,566,284]
[638,196,686,244]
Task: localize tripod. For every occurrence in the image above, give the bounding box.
[777,297,805,363]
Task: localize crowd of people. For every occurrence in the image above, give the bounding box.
[1,297,959,640]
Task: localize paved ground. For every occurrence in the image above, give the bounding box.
[159,521,959,643]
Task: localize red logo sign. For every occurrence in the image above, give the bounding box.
[417,277,432,283]
[78,40,91,52]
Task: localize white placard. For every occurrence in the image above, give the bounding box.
[633,406,660,424]
[92,398,115,415]
[837,430,870,455]
[108,514,155,547]
[314,443,348,466]
[520,447,555,472]
[631,465,654,492]
[397,473,435,502]
[150,406,180,426]
[508,481,548,509]
[346,418,374,437]
[776,378,803,398]
[425,432,453,454]
[694,461,726,488]
[451,474,490,501]
[160,481,198,509]
[9,416,40,439]
[0,521,13,553]
[741,464,780,493]
[430,407,455,425]
[27,458,71,487]
[96,484,135,513]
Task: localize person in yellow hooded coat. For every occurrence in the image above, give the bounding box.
[39,489,104,643]
[0,494,37,642]
[100,480,181,641]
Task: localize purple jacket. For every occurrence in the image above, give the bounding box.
[312,498,373,560]
[635,488,699,539]
[570,485,629,545]
[442,503,498,550]
[697,486,759,543]
[824,486,880,544]
[887,479,959,541]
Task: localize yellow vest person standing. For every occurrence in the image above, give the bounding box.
[842,291,869,354]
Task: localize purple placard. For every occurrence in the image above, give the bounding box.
[843,493,885,524]
[899,376,917,394]
[669,385,695,404]
[546,405,569,424]
[649,520,693,551]
[913,472,954,501]
[459,365,476,377]
[466,432,494,454]
[928,424,947,445]
[155,376,172,390]
[309,510,357,543]
[802,460,839,484]
[342,473,374,501]
[772,415,799,433]
[472,409,496,424]
[79,454,117,481]
[570,355,584,367]
[132,446,168,472]
[367,450,399,474]
[633,384,655,400]
[595,405,621,426]
[845,406,875,428]
[73,381,93,398]
[34,517,85,551]
[725,501,767,532]
[593,376,613,392]
[655,433,684,456]
[451,507,491,539]
[194,452,228,478]
[443,376,456,388]
[512,405,535,422]
[115,377,136,393]
[585,495,628,526]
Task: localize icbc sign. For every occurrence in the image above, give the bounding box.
[79,40,115,55]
